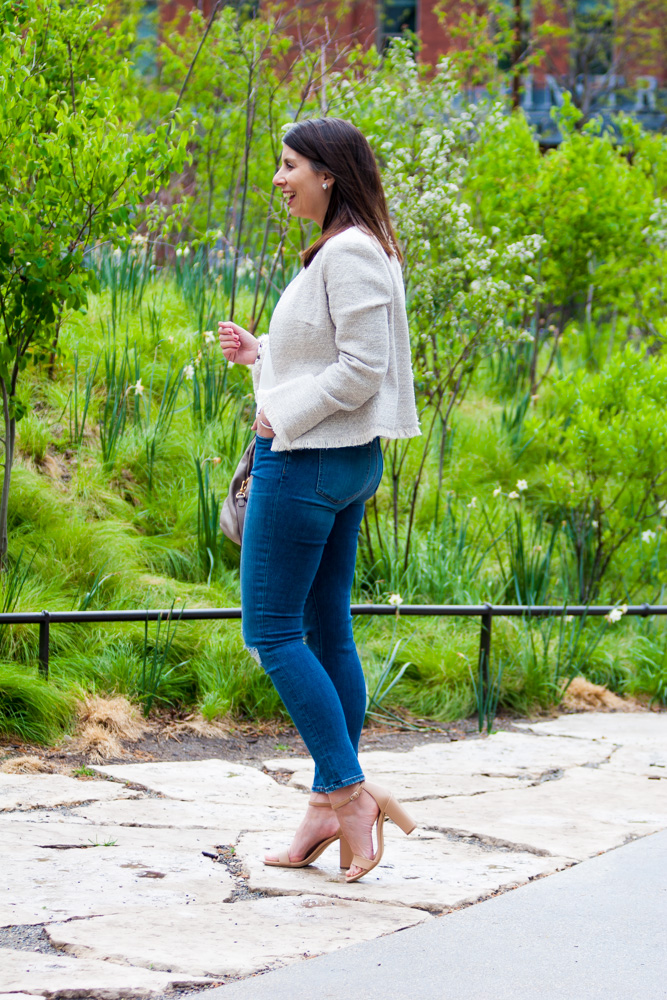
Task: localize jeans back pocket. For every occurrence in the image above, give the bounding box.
[315,442,375,505]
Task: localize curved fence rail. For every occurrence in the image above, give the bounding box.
[2,603,666,730]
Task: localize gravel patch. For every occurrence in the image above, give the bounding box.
[0,923,62,955]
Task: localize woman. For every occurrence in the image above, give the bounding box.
[218,118,420,883]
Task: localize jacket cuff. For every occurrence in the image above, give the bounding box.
[251,334,269,397]
[261,374,333,448]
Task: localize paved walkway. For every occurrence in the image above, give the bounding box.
[0,712,665,997]
[202,828,667,1000]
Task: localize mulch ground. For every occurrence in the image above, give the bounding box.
[0,713,535,771]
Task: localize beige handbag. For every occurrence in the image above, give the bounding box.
[219,439,255,546]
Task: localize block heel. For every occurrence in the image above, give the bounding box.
[339,837,353,870]
[382,793,416,836]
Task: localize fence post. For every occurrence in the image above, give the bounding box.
[477,604,493,730]
[38,611,50,679]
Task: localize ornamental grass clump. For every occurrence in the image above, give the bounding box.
[0,665,75,744]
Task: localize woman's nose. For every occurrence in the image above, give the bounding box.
[272,172,284,187]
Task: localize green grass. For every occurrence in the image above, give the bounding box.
[1,260,665,745]
[0,664,76,744]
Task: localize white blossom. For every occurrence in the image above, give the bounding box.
[183,364,195,380]
[203,330,216,345]
[132,378,144,396]
[467,497,477,509]
[493,487,502,497]
[605,604,628,624]
[388,593,404,606]
[508,490,520,500]
[237,259,255,280]
[516,479,528,492]
[658,500,667,517]
[641,529,656,543]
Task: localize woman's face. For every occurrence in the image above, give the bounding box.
[272,144,333,228]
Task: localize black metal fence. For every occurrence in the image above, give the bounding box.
[2,602,666,704]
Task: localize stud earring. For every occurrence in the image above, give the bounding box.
[322,182,328,190]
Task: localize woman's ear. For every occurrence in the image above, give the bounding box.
[323,173,335,190]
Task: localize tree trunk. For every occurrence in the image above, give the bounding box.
[511,0,523,111]
[0,379,15,571]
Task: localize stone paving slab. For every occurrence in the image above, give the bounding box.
[93,759,305,808]
[602,744,667,778]
[236,828,575,912]
[70,796,303,836]
[0,994,44,999]
[44,896,430,979]
[0,815,231,855]
[269,766,528,800]
[409,765,667,859]
[264,731,613,798]
[0,819,233,926]
[518,711,667,745]
[0,948,209,999]
[1,808,94,826]
[0,773,136,811]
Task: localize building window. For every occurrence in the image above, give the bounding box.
[574,0,613,76]
[380,0,417,47]
[137,0,159,76]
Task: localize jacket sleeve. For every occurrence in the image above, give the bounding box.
[250,333,269,399]
[261,238,392,448]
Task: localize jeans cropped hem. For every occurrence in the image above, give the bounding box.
[312,772,366,795]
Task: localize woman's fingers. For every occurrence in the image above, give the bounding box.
[218,320,240,348]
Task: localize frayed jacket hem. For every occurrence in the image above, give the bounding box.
[269,424,422,452]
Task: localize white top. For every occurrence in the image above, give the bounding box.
[252,226,420,452]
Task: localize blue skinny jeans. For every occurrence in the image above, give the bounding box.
[241,434,383,793]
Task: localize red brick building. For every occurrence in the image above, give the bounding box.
[153,1,667,134]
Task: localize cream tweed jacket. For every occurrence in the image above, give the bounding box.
[253,226,421,452]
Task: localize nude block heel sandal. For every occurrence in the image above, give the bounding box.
[339,836,353,870]
[332,780,416,884]
[264,797,344,869]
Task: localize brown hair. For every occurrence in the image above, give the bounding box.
[281,117,402,268]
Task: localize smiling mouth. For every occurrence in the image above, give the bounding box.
[284,192,296,206]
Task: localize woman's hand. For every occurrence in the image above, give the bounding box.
[218,321,259,366]
[253,409,276,439]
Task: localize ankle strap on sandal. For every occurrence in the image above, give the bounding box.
[330,784,363,810]
[308,798,333,808]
